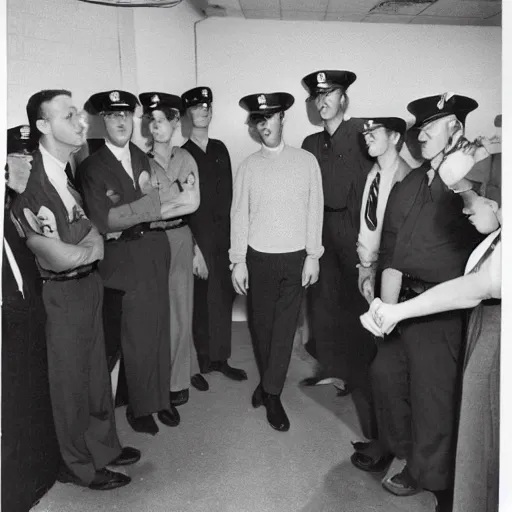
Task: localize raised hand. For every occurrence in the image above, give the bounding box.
[7,153,33,194]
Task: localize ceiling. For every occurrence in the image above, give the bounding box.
[190,0,502,26]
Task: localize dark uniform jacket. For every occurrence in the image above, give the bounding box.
[76,142,159,291]
[11,150,93,278]
[182,138,232,260]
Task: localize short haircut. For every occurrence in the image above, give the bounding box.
[148,106,180,122]
[385,128,405,152]
[26,89,72,138]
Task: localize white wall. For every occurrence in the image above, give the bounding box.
[6,0,137,127]
[132,2,203,149]
[196,18,502,172]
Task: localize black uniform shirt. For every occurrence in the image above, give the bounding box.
[380,163,482,283]
[182,138,232,256]
[301,118,373,213]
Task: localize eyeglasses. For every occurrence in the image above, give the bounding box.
[103,111,133,121]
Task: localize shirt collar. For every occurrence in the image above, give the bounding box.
[105,140,130,161]
[375,153,400,175]
[39,142,67,171]
[261,140,285,158]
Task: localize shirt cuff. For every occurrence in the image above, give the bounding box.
[229,251,247,265]
[306,246,324,259]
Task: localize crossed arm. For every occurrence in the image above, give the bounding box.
[26,226,104,273]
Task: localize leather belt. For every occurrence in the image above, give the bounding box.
[41,262,98,283]
[324,206,347,213]
[106,222,170,243]
[152,218,188,231]
[399,274,437,302]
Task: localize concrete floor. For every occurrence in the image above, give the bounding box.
[31,321,435,512]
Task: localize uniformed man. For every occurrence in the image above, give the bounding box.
[369,93,482,509]
[139,91,208,407]
[181,87,248,382]
[11,90,140,490]
[300,70,374,393]
[231,92,324,431]
[77,90,178,435]
[349,117,411,472]
[3,125,61,510]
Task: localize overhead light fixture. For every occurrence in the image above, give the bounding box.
[78,0,183,7]
[370,0,438,14]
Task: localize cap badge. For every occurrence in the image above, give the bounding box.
[317,72,326,84]
[20,125,31,140]
[257,94,267,109]
[110,91,120,103]
[151,94,160,104]
[363,120,374,132]
[437,91,455,111]
[202,89,209,97]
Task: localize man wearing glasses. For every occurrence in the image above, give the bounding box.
[181,87,248,383]
[77,90,177,436]
[300,70,374,395]
[139,91,208,413]
[11,90,140,490]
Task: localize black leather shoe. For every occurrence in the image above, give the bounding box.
[57,465,131,490]
[252,383,264,408]
[170,389,189,406]
[109,447,141,466]
[350,451,393,473]
[88,468,131,491]
[191,373,209,391]
[264,394,290,432]
[126,408,159,436]
[336,385,351,397]
[210,360,248,381]
[157,406,180,427]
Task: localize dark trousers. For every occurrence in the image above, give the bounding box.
[120,232,171,417]
[350,272,382,441]
[309,213,375,381]
[193,249,234,365]
[247,247,306,395]
[2,295,60,512]
[42,272,121,485]
[370,310,465,490]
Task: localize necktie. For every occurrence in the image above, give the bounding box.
[365,172,380,231]
[120,154,135,187]
[64,162,75,187]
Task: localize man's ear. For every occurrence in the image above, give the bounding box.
[36,118,51,135]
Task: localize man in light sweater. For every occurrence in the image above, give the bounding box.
[230,92,324,432]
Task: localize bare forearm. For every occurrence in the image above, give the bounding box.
[380,268,402,304]
[393,273,490,322]
[27,235,100,273]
